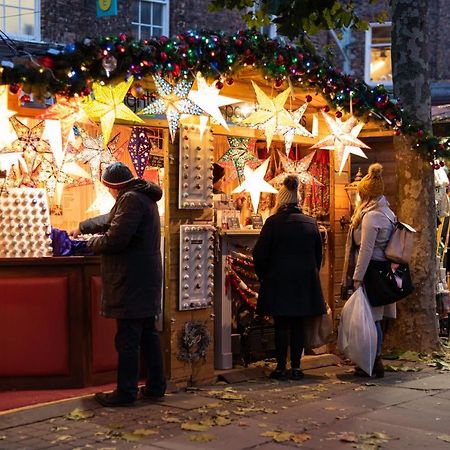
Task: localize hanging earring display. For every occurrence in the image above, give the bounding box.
[179,225,215,311]
[178,123,214,209]
[0,188,52,257]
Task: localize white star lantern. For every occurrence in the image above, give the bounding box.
[271,151,322,187]
[138,75,203,142]
[311,111,370,174]
[278,104,314,155]
[188,73,241,130]
[242,81,300,150]
[232,158,278,213]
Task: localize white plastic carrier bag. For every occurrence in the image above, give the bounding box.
[337,287,377,376]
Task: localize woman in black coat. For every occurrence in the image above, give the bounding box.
[253,175,326,380]
[70,162,165,407]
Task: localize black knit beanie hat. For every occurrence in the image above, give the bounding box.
[101,162,134,189]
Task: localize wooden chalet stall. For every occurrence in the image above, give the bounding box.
[0,31,398,389]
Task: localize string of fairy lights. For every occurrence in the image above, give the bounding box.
[0,29,449,162]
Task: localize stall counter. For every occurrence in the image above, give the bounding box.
[0,256,117,390]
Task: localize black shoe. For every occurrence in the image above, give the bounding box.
[94,391,135,407]
[373,356,385,378]
[140,387,165,402]
[353,367,371,377]
[269,369,288,380]
[290,369,304,380]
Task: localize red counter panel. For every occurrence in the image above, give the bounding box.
[90,276,117,373]
[0,277,69,377]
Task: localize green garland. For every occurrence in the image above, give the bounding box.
[177,320,211,363]
[2,29,449,160]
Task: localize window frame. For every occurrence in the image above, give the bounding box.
[364,21,392,87]
[131,0,170,40]
[0,0,41,42]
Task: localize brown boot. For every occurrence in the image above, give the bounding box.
[373,356,385,378]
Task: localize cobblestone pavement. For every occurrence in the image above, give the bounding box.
[1,359,450,449]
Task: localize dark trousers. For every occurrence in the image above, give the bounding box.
[115,317,166,401]
[273,316,304,370]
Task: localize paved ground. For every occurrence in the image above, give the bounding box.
[1,358,450,449]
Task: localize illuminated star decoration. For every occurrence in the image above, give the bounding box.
[4,117,59,193]
[86,180,116,214]
[138,75,203,143]
[70,126,120,182]
[188,73,241,130]
[271,150,323,187]
[83,76,144,147]
[232,158,278,213]
[278,103,314,155]
[127,127,152,177]
[37,95,92,150]
[218,137,259,182]
[242,81,300,150]
[311,111,370,175]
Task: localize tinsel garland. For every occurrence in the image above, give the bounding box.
[177,320,211,363]
[1,29,448,160]
[226,266,258,310]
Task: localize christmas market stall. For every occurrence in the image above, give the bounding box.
[0,30,447,389]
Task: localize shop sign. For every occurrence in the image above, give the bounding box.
[96,0,118,17]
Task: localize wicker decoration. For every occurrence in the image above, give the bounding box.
[177,321,211,363]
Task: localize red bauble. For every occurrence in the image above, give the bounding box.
[9,84,20,94]
[335,111,343,118]
[215,80,224,90]
[323,105,330,112]
[116,44,126,53]
[20,94,31,103]
[395,129,401,136]
[235,39,243,46]
[297,52,304,61]
[417,129,424,138]
[276,54,284,65]
[434,164,441,170]
[119,33,128,42]
[40,56,54,69]
[440,160,446,167]
[226,77,234,86]
[159,51,168,62]
[274,79,283,88]
[305,95,312,103]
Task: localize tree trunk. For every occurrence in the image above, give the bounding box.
[384,0,440,351]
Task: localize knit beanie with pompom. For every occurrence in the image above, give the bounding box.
[277,175,300,205]
[357,163,384,199]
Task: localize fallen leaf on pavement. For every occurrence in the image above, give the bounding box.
[214,416,232,426]
[399,351,421,362]
[181,422,211,432]
[189,434,216,442]
[437,434,450,443]
[65,408,95,421]
[132,428,159,437]
[338,432,359,443]
[261,430,292,442]
[51,435,73,444]
[291,433,311,443]
[162,416,181,423]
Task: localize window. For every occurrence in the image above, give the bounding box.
[131,0,169,40]
[0,0,40,41]
[365,22,392,86]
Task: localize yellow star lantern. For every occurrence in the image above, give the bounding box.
[188,73,241,130]
[232,158,278,213]
[311,111,370,174]
[242,81,299,150]
[83,77,143,147]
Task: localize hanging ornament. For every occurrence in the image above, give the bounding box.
[311,111,370,175]
[69,127,121,181]
[37,95,92,150]
[86,180,116,214]
[102,54,118,77]
[218,136,259,182]
[138,75,203,143]
[188,73,241,131]
[277,103,314,155]
[231,158,278,213]
[270,150,322,186]
[82,76,143,147]
[241,81,299,150]
[127,127,152,177]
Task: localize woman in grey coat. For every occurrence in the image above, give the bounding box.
[343,163,396,378]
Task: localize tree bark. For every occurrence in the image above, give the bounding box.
[384,0,440,351]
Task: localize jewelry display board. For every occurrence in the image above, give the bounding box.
[178,124,214,209]
[179,224,215,311]
[0,188,52,257]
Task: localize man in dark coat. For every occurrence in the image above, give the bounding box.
[253,175,326,381]
[70,162,166,406]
